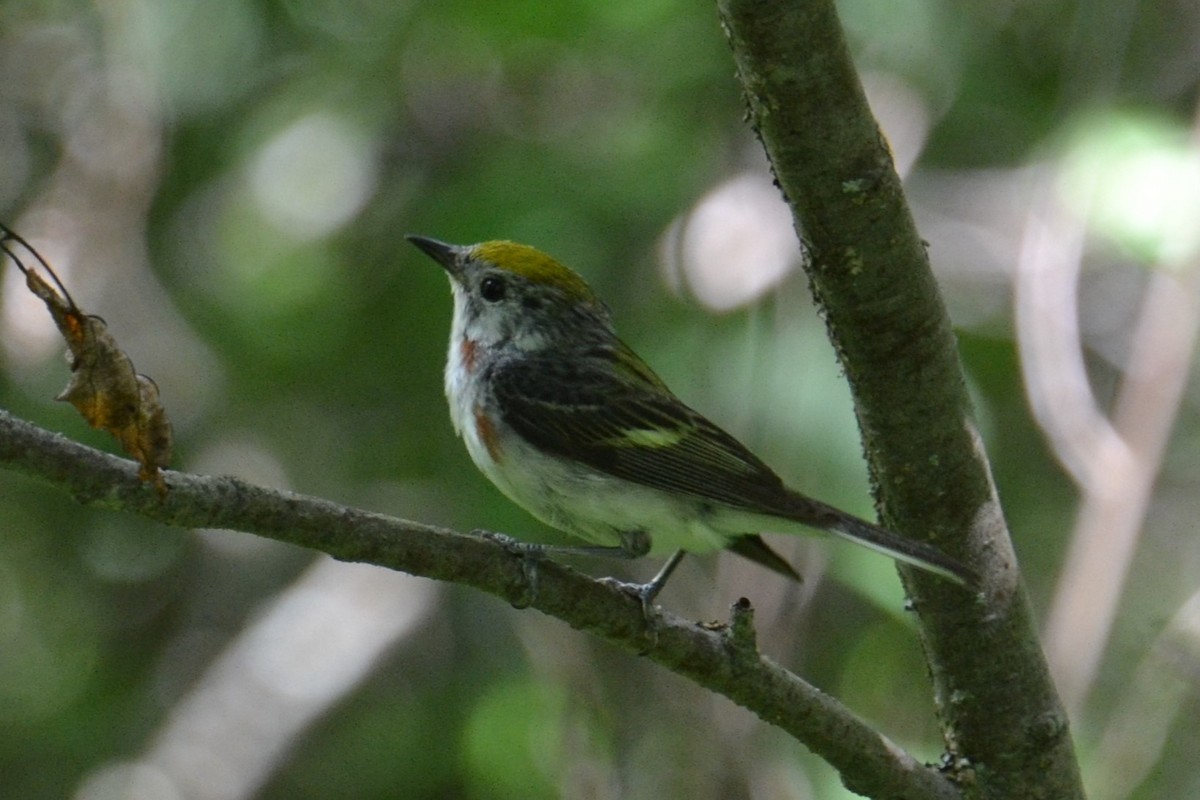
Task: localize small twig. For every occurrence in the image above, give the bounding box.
[728,597,758,651]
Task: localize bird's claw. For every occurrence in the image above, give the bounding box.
[598,576,663,622]
[478,530,543,609]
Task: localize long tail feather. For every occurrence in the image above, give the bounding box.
[783,492,977,587]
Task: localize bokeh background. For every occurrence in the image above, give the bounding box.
[2,1,1200,798]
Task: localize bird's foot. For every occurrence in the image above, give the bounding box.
[597,550,686,624]
[477,530,543,609]
[598,576,663,622]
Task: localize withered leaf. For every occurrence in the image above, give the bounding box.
[1,223,173,495]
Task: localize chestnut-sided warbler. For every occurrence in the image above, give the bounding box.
[408,236,974,602]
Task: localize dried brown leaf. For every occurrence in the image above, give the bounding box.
[1,223,173,494]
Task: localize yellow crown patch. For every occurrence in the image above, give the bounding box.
[473,241,595,301]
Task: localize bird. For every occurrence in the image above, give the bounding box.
[408,235,975,605]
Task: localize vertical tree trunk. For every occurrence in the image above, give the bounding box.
[717,1,1087,797]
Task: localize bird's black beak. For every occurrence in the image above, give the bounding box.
[406,235,461,277]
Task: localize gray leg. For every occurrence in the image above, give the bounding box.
[600,549,687,618]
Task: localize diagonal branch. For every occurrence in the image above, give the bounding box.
[0,409,956,800]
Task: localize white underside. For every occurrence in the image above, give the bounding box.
[478,428,738,554]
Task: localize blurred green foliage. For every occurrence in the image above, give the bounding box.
[2,0,1199,798]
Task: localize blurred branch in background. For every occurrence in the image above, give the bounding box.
[1089,586,1200,800]
[1018,107,1200,717]
[80,559,435,800]
[1042,262,1200,714]
[1015,179,1130,492]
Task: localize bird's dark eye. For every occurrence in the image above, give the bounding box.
[480,275,506,302]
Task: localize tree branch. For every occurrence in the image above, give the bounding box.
[0,409,958,800]
[716,0,1085,798]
